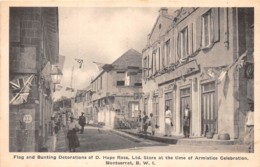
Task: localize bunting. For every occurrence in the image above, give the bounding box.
[10,75,34,105]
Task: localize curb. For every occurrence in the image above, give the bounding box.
[110,129,142,143]
[121,130,179,144]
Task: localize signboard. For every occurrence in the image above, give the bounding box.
[23,114,32,123]
[157,60,200,86]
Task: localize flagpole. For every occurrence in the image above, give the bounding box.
[71,65,74,94]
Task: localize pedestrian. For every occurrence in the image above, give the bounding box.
[244,102,254,153]
[67,116,81,152]
[79,112,86,134]
[149,113,156,136]
[142,112,149,134]
[137,110,142,133]
[183,104,191,138]
[164,106,172,137]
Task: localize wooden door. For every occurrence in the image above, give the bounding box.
[180,88,191,134]
[201,82,217,135]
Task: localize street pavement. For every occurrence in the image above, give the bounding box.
[49,126,248,153]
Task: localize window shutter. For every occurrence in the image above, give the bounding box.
[212,8,220,42]
[188,23,193,55]
[156,48,159,71]
[194,16,202,51]
[177,32,181,60]
[171,37,175,64]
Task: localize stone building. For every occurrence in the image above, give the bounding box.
[141,8,254,140]
[90,49,142,128]
[9,7,60,151]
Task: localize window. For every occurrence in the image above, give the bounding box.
[165,92,173,112]
[116,71,125,86]
[129,102,139,117]
[202,10,212,47]
[164,39,171,66]
[180,27,188,58]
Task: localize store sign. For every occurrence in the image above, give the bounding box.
[157,60,200,86]
[23,114,32,123]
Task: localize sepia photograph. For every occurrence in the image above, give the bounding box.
[1,1,259,167]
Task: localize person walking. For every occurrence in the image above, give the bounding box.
[245,102,254,153]
[137,110,142,133]
[164,106,172,137]
[142,112,149,134]
[183,104,191,138]
[79,112,86,134]
[67,116,81,152]
[149,113,156,136]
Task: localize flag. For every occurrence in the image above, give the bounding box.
[75,58,84,69]
[223,72,230,97]
[245,62,254,79]
[204,66,228,80]
[235,50,248,70]
[217,70,228,84]
[55,85,63,91]
[10,75,34,105]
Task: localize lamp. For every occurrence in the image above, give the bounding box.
[51,65,63,84]
[51,65,63,91]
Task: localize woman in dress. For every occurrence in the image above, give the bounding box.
[67,116,81,152]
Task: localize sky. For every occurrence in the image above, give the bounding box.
[54,7,160,100]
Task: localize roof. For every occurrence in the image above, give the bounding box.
[91,48,142,83]
[111,48,142,69]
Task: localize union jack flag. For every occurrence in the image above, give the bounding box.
[75,58,84,69]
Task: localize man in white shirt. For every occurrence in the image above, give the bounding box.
[183,104,191,138]
[245,102,254,153]
[164,106,172,137]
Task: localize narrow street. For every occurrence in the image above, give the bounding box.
[54,126,247,153]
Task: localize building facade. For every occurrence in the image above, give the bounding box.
[9,7,60,151]
[90,49,142,128]
[142,8,254,140]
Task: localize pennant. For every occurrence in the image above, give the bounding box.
[66,87,74,92]
[93,61,114,72]
[75,58,84,69]
[235,50,248,70]
[93,61,104,71]
[179,57,188,65]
